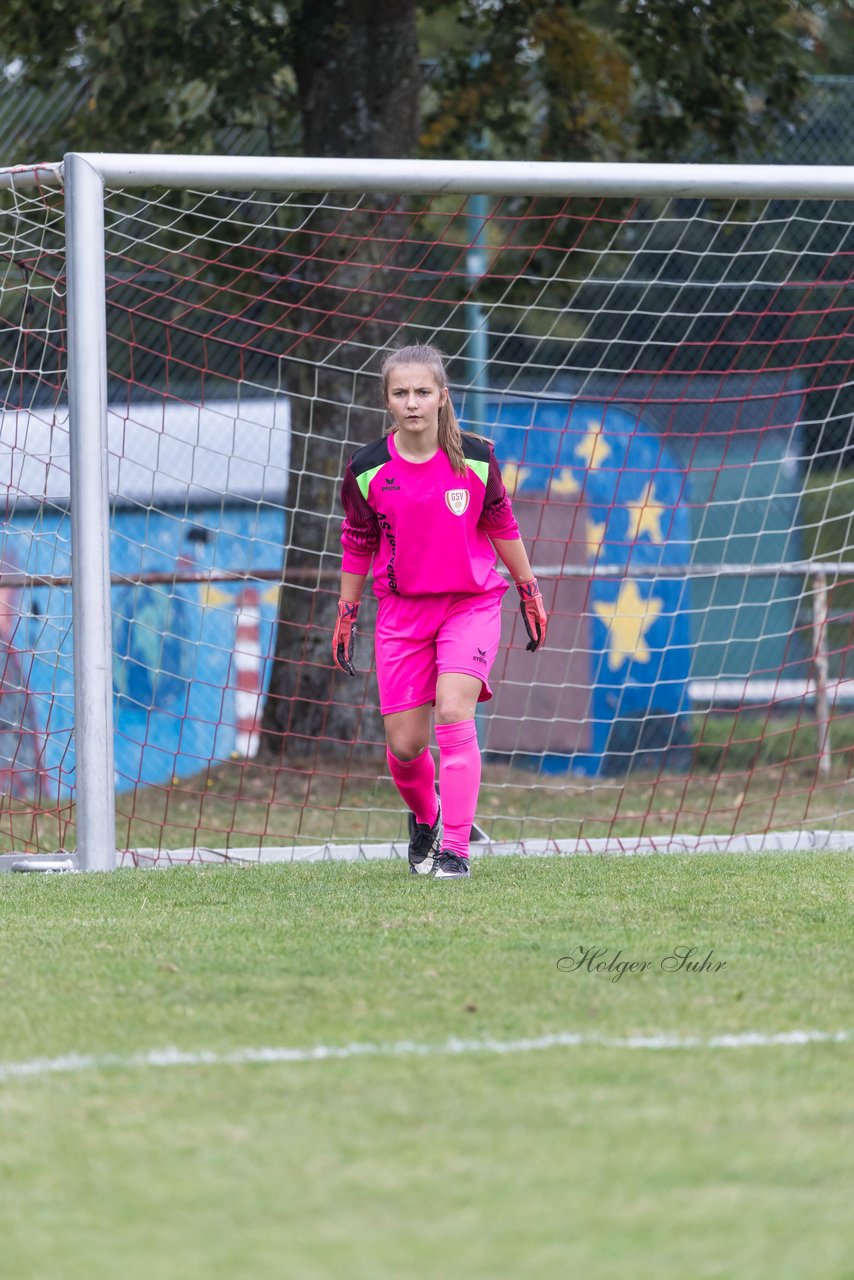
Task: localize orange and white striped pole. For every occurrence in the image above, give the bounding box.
[232,586,262,757]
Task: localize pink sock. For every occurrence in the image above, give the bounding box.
[386,746,438,827]
[435,720,481,860]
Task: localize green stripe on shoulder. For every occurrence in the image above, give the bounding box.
[357,462,385,500]
[461,433,491,486]
[349,436,392,499]
[465,457,490,485]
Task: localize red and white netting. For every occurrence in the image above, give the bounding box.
[1,172,853,860]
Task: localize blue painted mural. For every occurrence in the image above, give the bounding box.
[481,398,693,774]
[0,504,283,797]
[0,394,289,799]
[109,506,283,792]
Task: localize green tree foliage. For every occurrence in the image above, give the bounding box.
[811,0,854,76]
[421,0,827,162]
[2,0,848,163]
[619,0,810,160]
[0,0,296,153]
[421,1,633,159]
[0,0,423,159]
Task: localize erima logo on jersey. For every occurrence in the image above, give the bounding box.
[381,476,400,491]
[445,488,470,515]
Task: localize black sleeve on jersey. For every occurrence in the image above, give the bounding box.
[462,433,516,532]
[340,469,379,557]
[340,436,391,558]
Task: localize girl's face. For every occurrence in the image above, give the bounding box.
[385,362,448,442]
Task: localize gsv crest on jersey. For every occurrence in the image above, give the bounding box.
[445,488,469,516]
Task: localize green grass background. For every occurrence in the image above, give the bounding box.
[1,852,851,1279]
[0,472,850,1275]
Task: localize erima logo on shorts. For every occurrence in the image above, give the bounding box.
[445,489,470,515]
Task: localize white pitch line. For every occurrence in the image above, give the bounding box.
[0,1028,849,1083]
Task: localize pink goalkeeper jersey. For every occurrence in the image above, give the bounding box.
[340,430,520,599]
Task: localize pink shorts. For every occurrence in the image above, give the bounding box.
[375,587,506,715]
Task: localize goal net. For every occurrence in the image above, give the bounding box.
[1,158,853,867]
[0,169,71,857]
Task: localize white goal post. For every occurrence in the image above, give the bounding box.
[2,154,854,871]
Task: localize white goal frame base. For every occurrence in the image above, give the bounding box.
[3,830,851,873]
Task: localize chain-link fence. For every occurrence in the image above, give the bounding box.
[3,72,854,167]
[720,76,854,166]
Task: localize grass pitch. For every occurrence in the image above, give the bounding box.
[0,851,851,1280]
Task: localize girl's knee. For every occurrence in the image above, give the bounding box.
[435,675,482,726]
[435,694,478,725]
[435,703,468,726]
[384,705,432,762]
[386,734,429,762]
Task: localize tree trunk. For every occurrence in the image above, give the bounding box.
[293,0,420,160]
[259,0,420,762]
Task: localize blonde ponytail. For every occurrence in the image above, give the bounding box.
[437,395,466,478]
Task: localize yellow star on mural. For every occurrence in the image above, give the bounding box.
[593,580,662,671]
[626,481,667,544]
[574,419,612,470]
[586,518,607,559]
[549,466,580,496]
[501,463,530,496]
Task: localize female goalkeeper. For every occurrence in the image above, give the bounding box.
[333,344,546,879]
